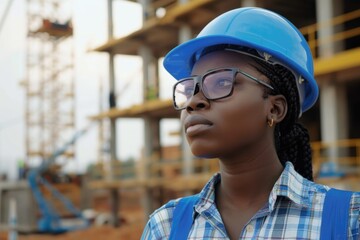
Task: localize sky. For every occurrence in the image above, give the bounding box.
[0,0,180,179]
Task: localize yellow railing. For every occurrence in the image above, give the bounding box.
[311,138,360,177]
[300,8,360,58]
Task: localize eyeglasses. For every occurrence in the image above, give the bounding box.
[173,67,274,110]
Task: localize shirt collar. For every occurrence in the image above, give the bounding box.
[195,161,312,215]
[269,161,312,211]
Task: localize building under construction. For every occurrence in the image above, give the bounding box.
[90,0,360,223]
[1,0,360,239]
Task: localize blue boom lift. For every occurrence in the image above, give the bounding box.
[27,125,93,233]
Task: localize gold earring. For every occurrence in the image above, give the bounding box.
[268,118,274,128]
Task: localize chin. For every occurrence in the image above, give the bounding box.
[191,147,217,159]
[188,140,220,158]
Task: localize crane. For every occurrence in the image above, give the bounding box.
[27,124,94,233]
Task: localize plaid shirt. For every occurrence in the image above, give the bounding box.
[141,162,360,239]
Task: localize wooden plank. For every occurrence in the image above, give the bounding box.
[92,16,175,56]
[92,0,217,56]
[89,99,178,120]
[126,0,177,9]
[159,0,215,24]
[88,179,145,189]
[88,173,215,191]
[27,151,75,158]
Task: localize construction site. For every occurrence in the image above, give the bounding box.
[0,0,360,239]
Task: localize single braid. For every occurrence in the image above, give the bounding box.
[254,60,314,181]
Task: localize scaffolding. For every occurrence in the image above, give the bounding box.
[25,0,75,166]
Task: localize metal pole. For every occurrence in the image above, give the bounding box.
[107,0,113,39]
[107,0,120,227]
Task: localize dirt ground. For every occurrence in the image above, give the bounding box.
[2,207,150,240]
[0,198,146,240]
[0,232,7,240]
[15,195,146,240]
[13,224,143,240]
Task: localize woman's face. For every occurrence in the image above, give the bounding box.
[180,50,272,159]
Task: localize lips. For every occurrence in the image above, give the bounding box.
[184,115,213,135]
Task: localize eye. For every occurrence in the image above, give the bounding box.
[215,78,232,88]
[184,86,194,97]
[176,80,195,98]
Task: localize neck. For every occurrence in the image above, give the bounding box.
[217,142,284,207]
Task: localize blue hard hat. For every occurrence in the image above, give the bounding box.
[163,7,319,116]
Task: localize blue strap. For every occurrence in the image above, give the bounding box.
[169,195,199,240]
[320,188,353,240]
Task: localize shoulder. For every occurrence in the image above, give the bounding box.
[150,198,179,222]
[141,174,219,239]
[142,198,182,239]
[306,177,360,211]
[300,178,360,238]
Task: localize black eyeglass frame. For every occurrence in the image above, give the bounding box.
[172,67,274,110]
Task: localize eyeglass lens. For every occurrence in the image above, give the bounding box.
[174,69,234,109]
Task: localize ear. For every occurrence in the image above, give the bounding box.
[267,95,287,124]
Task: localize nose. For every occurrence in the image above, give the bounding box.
[186,83,210,111]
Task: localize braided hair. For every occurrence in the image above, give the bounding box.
[254,60,314,181]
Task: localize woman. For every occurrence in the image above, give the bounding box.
[141,7,359,239]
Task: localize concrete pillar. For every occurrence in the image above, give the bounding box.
[139,46,159,100]
[177,0,193,183]
[320,82,344,141]
[177,24,194,178]
[316,0,344,57]
[138,0,154,21]
[175,0,191,177]
[107,0,117,181]
[107,0,113,39]
[139,46,161,216]
[108,52,117,181]
[241,0,257,7]
[107,0,120,227]
[179,25,191,44]
[317,0,348,163]
[320,82,349,162]
[337,85,349,140]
